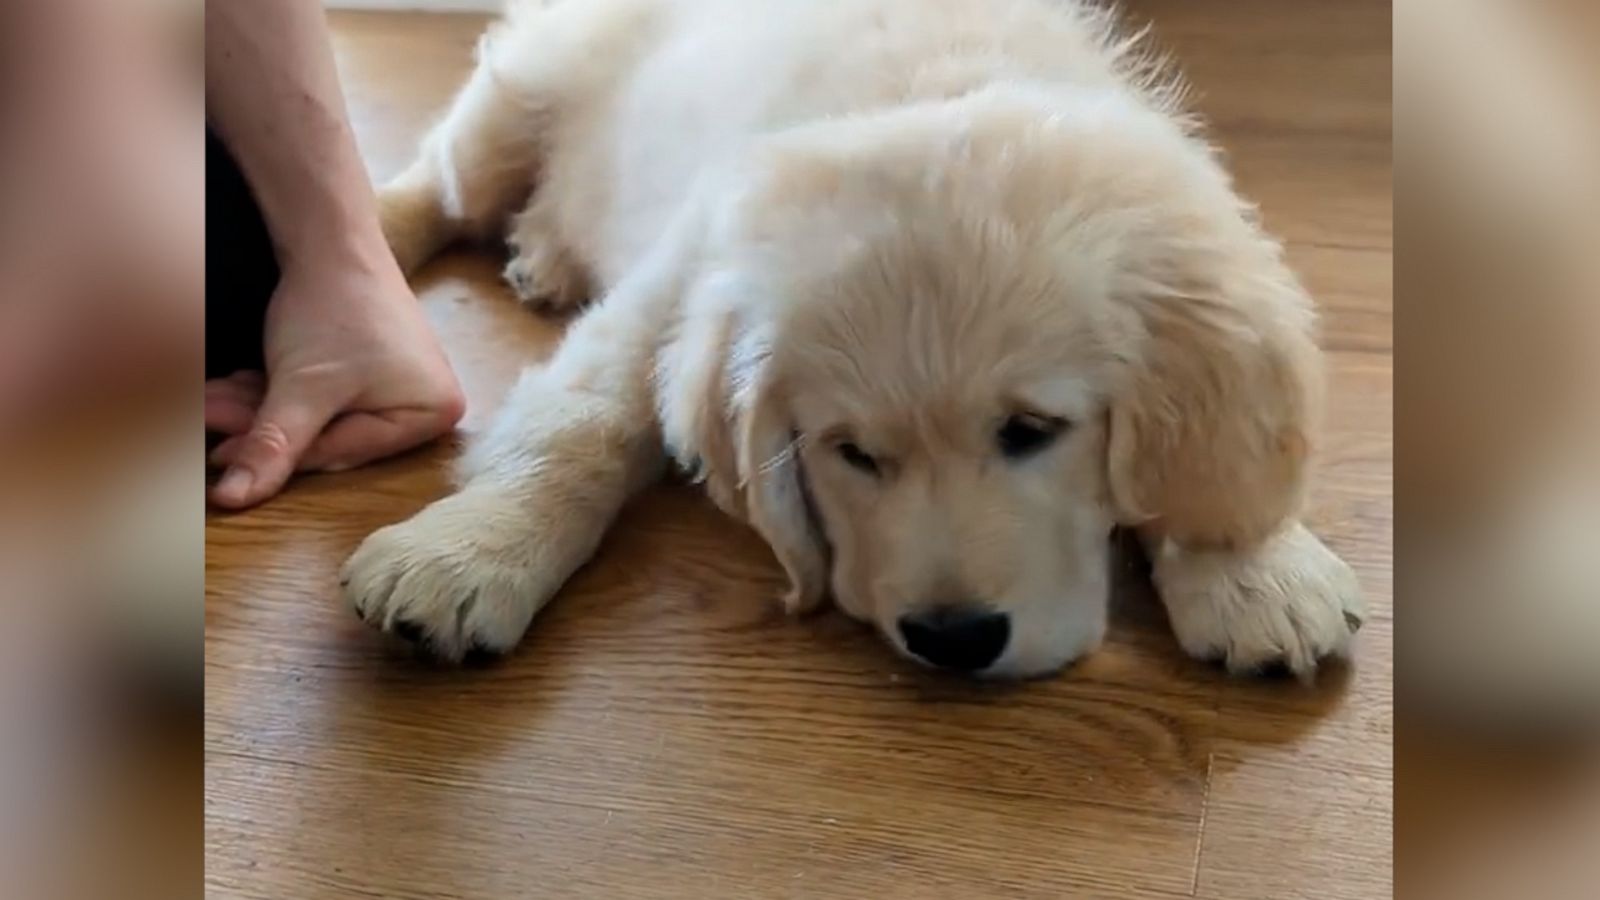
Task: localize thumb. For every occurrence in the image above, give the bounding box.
[208,381,340,509]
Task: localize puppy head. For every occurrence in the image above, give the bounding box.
[661,88,1320,678]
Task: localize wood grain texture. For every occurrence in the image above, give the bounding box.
[206,3,1393,897]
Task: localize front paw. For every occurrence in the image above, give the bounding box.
[502,236,587,312]
[341,491,553,662]
[1151,523,1366,679]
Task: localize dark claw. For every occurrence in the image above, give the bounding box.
[1255,659,1296,680]
[392,620,426,645]
[462,644,505,667]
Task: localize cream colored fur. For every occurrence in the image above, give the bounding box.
[342,0,1364,678]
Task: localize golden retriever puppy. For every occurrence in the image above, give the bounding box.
[342,0,1364,679]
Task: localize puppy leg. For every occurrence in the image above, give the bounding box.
[502,191,590,311]
[341,243,688,660]
[379,0,660,274]
[378,43,540,275]
[1146,522,1366,679]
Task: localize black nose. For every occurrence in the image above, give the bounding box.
[897,606,1010,672]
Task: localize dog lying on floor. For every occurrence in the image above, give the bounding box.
[341,0,1364,679]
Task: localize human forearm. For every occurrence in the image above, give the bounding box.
[205,0,387,269]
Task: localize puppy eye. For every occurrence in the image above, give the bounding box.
[997,414,1066,459]
[836,442,880,475]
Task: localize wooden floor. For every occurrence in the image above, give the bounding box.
[205,3,1392,898]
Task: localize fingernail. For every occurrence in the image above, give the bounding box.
[216,467,254,504]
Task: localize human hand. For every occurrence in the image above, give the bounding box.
[205,247,464,508]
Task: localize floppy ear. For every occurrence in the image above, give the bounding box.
[734,360,830,614]
[658,307,745,518]
[1106,252,1323,550]
[658,301,829,614]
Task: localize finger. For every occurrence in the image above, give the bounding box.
[204,372,266,434]
[213,369,266,391]
[298,407,458,473]
[204,371,265,405]
[204,395,257,436]
[208,385,342,509]
[207,433,247,469]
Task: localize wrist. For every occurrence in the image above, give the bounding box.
[216,101,389,274]
[274,204,399,280]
